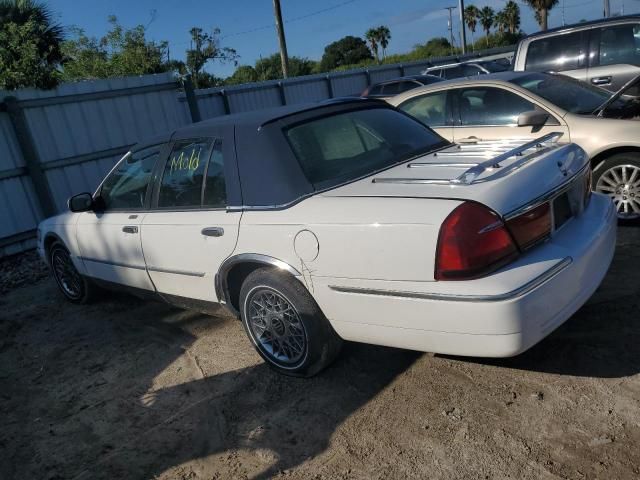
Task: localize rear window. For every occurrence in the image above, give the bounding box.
[285,107,448,188]
[525,31,586,71]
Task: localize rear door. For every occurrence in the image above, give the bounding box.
[587,22,640,94]
[450,86,569,143]
[140,135,241,303]
[396,90,454,141]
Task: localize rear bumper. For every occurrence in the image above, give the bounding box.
[316,193,617,357]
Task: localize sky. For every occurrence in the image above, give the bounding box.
[47,0,640,78]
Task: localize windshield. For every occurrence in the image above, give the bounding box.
[510,72,628,115]
[480,60,509,73]
[285,107,448,188]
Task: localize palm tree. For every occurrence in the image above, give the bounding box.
[0,0,64,89]
[478,6,494,48]
[524,0,559,31]
[503,1,521,34]
[365,27,380,63]
[376,25,391,60]
[495,10,507,34]
[463,5,479,50]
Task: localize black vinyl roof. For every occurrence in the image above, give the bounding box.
[137,97,398,209]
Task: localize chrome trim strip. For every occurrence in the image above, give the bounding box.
[79,256,147,271]
[328,257,572,303]
[408,162,479,168]
[146,266,205,277]
[372,178,452,185]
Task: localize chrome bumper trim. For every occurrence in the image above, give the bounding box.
[329,257,572,303]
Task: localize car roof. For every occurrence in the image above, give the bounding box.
[522,14,640,40]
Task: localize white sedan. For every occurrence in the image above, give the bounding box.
[38,99,616,376]
[387,71,640,220]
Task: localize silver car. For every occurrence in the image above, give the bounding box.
[513,15,640,95]
[387,71,640,220]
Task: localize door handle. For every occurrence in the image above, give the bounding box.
[591,76,612,86]
[201,227,224,237]
[122,226,138,234]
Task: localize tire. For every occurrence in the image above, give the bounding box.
[239,267,343,377]
[49,242,96,304]
[593,153,640,222]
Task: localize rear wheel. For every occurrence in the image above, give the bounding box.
[49,242,95,304]
[593,154,640,221]
[239,268,342,377]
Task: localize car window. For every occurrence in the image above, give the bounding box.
[458,87,535,126]
[598,23,640,67]
[369,84,384,95]
[381,82,400,95]
[100,145,161,210]
[442,66,463,79]
[396,81,419,94]
[398,91,449,126]
[285,107,448,188]
[203,142,227,207]
[427,68,443,78]
[510,72,622,114]
[461,64,483,77]
[158,139,213,208]
[525,31,586,71]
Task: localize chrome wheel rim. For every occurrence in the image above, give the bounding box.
[596,164,640,220]
[51,248,83,300]
[247,288,307,366]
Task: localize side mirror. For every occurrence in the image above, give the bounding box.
[517,110,550,128]
[68,192,94,212]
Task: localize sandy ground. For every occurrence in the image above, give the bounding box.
[1,226,639,480]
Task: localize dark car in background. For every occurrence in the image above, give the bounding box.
[360,74,443,98]
[513,14,640,94]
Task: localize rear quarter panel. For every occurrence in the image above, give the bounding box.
[234,196,460,283]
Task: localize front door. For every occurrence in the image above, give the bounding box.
[141,138,241,303]
[450,86,570,144]
[76,144,164,290]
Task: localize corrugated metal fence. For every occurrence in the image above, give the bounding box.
[0,46,513,257]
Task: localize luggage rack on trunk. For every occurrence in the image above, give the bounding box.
[372,132,564,186]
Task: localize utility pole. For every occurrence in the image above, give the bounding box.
[458,0,467,54]
[562,0,566,26]
[273,0,289,79]
[603,0,610,18]
[445,6,457,56]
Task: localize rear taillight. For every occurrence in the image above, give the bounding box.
[506,202,552,250]
[435,202,518,281]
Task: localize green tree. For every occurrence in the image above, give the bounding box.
[495,10,507,34]
[254,53,315,80]
[0,0,64,90]
[319,35,372,71]
[503,1,521,34]
[376,25,391,60]
[524,0,559,31]
[463,5,480,50]
[61,16,170,81]
[478,6,495,47]
[365,27,380,63]
[186,27,238,88]
[225,65,258,85]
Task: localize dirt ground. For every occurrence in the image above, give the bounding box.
[1,227,639,480]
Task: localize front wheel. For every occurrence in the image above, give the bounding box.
[49,242,95,304]
[593,154,640,221]
[239,268,342,377]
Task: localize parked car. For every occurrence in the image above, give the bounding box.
[387,71,640,219]
[38,99,616,377]
[513,14,640,95]
[423,59,510,79]
[360,74,443,98]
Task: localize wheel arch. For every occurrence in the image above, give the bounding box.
[216,254,303,316]
[43,232,64,265]
[590,146,640,171]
